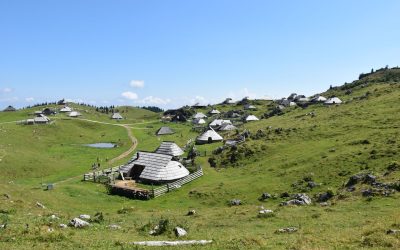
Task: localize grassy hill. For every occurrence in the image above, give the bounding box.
[0,69,400,249]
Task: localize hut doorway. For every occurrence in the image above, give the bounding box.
[130,165,145,180]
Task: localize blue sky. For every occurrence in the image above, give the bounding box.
[1,0,399,109]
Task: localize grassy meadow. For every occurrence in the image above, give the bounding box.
[1,70,400,249]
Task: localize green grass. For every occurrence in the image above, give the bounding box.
[1,71,400,249]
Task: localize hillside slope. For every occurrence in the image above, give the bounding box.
[0,70,399,249]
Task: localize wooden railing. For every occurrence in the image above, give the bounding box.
[152,167,203,198]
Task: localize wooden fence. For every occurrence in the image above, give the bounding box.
[83,166,121,183]
[152,167,203,198]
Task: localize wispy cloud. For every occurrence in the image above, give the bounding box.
[189,96,209,105]
[0,87,13,94]
[121,91,138,100]
[136,96,171,105]
[25,97,35,102]
[130,80,144,88]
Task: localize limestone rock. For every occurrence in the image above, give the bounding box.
[175,227,187,237]
[69,218,90,228]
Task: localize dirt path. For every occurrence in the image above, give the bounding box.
[108,125,137,164]
[54,121,138,185]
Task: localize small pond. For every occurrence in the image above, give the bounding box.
[84,143,117,148]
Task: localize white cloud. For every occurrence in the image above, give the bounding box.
[130,80,144,88]
[136,96,171,105]
[25,97,35,102]
[121,91,138,100]
[190,96,208,105]
[65,98,84,103]
[0,87,13,94]
[0,96,19,102]
[227,88,274,101]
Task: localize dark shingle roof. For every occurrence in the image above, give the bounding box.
[155,142,184,156]
[156,126,175,135]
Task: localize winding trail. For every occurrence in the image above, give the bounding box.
[54,119,138,185]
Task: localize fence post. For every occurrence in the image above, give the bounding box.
[167,183,169,193]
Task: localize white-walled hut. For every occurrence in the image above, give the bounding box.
[119,152,189,183]
[325,97,342,105]
[196,129,223,144]
[60,106,72,112]
[156,126,175,135]
[245,115,259,122]
[69,111,81,117]
[155,141,184,157]
[193,112,207,119]
[111,113,123,120]
[3,105,16,112]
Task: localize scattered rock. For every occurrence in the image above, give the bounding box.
[50,215,59,220]
[47,228,54,232]
[281,193,311,206]
[187,210,196,216]
[0,223,7,229]
[149,225,160,235]
[259,209,273,215]
[307,181,317,188]
[259,193,272,201]
[361,189,373,197]
[387,229,400,235]
[319,202,329,206]
[229,199,242,206]
[317,191,334,202]
[79,214,91,220]
[69,218,90,228]
[346,186,356,192]
[175,227,187,237]
[36,202,46,209]
[276,227,298,233]
[108,224,121,230]
[280,192,290,198]
[59,224,68,229]
[345,174,364,187]
[3,194,10,199]
[364,174,376,184]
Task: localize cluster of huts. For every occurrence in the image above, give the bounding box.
[277,93,342,108]
[159,93,343,146]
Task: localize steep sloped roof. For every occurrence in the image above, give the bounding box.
[69,111,81,117]
[219,123,237,131]
[210,119,232,127]
[34,114,50,123]
[197,129,223,143]
[140,160,189,181]
[193,112,207,119]
[155,142,184,156]
[3,105,16,112]
[325,97,342,104]
[193,118,206,124]
[111,113,123,119]
[311,95,327,102]
[120,152,189,182]
[209,109,220,114]
[60,106,72,112]
[245,115,259,121]
[156,126,175,135]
